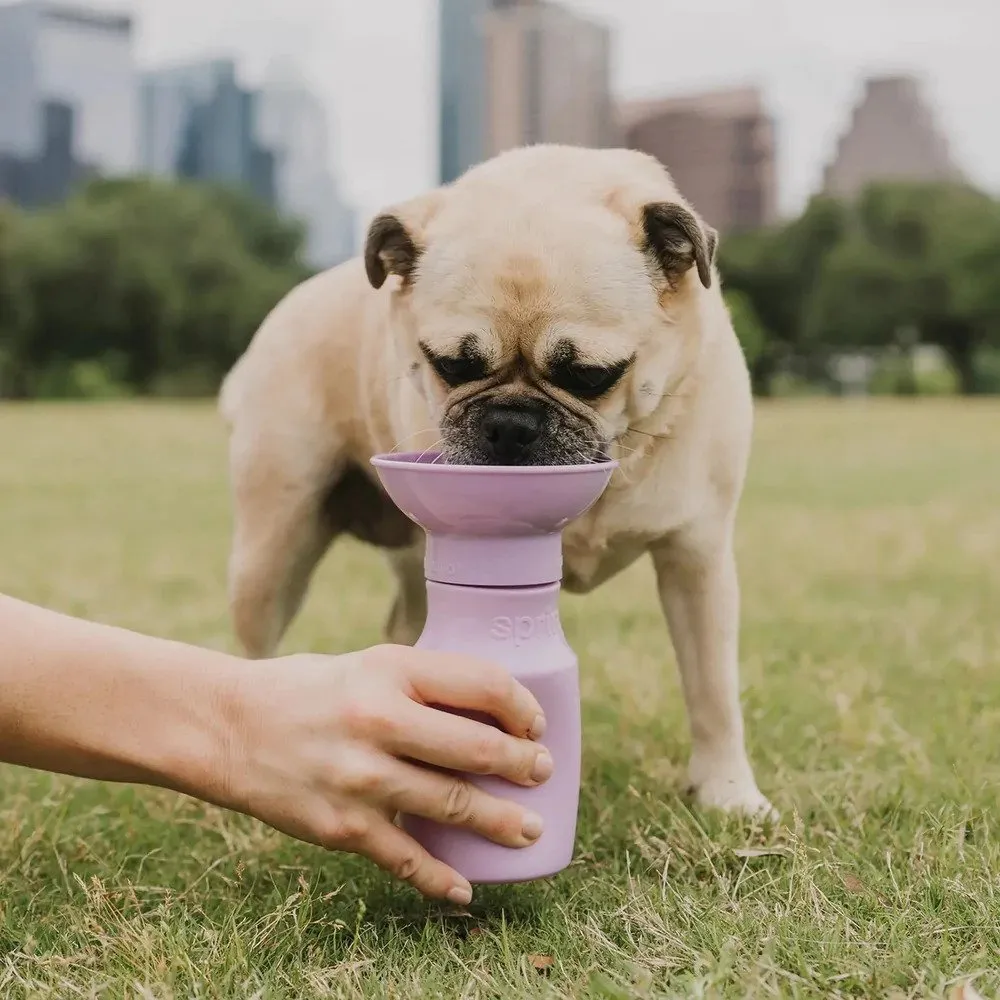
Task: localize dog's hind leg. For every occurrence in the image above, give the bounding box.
[225,422,343,659]
[384,543,427,646]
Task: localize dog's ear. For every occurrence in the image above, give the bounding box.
[364,214,420,289]
[642,202,718,289]
[364,192,443,290]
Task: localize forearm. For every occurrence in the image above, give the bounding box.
[0,593,241,805]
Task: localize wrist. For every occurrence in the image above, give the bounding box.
[151,647,250,812]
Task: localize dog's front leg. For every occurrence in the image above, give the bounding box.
[651,527,774,819]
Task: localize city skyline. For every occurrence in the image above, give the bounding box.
[3,0,999,250]
[440,0,615,185]
[49,0,999,244]
[0,2,356,267]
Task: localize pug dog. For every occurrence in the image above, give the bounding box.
[219,144,773,817]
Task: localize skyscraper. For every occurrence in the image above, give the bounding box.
[620,87,778,234]
[139,58,275,206]
[254,61,356,268]
[437,0,615,186]
[0,0,137,205]
[484,0,615,157]
[821,75,962,199]
[439,0,489,185]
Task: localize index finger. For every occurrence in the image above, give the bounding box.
[396,647,546,740]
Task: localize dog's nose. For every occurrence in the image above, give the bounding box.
[482,404,544,464]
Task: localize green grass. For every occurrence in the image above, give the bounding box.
[1,399,999,999]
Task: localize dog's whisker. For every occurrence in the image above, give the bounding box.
[414,438,446,463]
[626,426,673,441]
[569,447,600,467]
[389,428,444,454]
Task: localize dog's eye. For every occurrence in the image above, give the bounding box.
[549,359,631,400]
[420,344,488,388]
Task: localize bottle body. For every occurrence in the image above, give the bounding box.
[404,579,581,884]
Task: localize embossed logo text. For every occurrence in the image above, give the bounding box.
[490,610,560,647]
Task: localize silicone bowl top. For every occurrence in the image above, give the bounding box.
[370,451,618,538]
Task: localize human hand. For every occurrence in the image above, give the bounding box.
[221,645,552,904]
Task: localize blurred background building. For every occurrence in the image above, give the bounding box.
[619,87,778,234]
[437,1,775,237]
[821,74,964,199]
[0,0,355,268]
[438,0,615,185]
[485,0,615,157]
[0,0,137,206]
[0,0,981,272]
[438,0,489,185]
[140,58,276,206]
[254,62,356,268]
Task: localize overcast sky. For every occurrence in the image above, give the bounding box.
[64,0,1000,237]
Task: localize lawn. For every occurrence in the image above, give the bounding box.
[0,398,999,999]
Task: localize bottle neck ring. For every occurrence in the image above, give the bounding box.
[424,532,563,588]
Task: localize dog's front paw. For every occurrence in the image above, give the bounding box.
[687,753,777,821]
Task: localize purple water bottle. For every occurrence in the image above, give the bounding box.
[370,451,616,884]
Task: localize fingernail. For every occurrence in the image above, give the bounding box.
[529,713,547,740]
[522,811,544,840]
[532,750,554,783]
[447,884,472,906]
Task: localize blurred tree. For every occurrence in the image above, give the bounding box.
[802,235,916,394]
[855,181,1000,393]
[197,182,309,271]
[19,186,182,391]
[723,288,768,368]
[79,176,309,272]
[718,194,849,393]
[17,177,308,396]
[8,172,1000,399]
[720,181,1000,395]
[0,202,34,397]
[938,204,1000,393]
[802,236,910,349]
